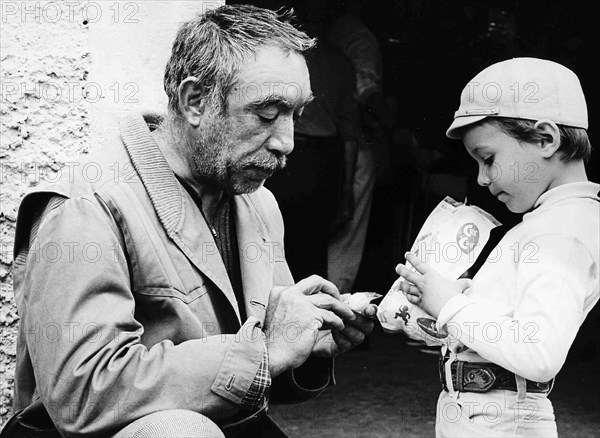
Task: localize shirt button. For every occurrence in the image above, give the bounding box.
[225,375,236,391]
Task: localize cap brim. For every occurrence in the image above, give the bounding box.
[446,115,488,139]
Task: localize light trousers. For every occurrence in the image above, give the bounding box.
[328,144,376,293]
[435,390,557,437]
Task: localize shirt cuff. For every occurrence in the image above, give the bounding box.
[211,317,270,408]
[437,294,473,328]
[239,339,271,411]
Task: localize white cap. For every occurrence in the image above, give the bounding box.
[446,57,588,139]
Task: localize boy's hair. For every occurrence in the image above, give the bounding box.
[477,118,592,163]
[163,4,315,116]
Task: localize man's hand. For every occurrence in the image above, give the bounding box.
[395,253,472,318]
[263,275,355,377]
[312,304,377,357]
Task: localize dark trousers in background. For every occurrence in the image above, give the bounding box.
[266,135,342,281]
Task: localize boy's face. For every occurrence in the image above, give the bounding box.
[463,121,550,213]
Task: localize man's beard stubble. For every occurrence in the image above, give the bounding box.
[191,112,287,195]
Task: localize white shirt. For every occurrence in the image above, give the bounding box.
[438,182,600,382]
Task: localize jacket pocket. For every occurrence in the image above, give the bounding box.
[135,285,208,304]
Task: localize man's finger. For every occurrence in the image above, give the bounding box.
[345,313,375,333]
[309,293,354,320]
[331,329,353,354]
[362,303,378,319]
[296,275,341,300]
[405,252,431,274]
[337,324,365,346]
[317,309,345,331]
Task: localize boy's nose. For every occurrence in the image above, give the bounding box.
[477,167,491,186]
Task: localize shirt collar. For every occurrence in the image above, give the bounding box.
[533,181,600,210]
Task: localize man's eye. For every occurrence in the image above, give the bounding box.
[483,156,494,166]
[257,111,279,123]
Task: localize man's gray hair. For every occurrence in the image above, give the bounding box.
[164,4,315,115]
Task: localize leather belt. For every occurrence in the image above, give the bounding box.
[439,356,553,394]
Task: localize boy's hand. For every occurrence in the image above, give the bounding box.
[395,253,472,318]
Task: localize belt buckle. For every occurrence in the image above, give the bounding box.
[461,364,497,393]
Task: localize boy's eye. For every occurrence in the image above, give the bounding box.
[483,156,494,166]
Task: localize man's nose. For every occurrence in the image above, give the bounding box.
[265,117,294,156]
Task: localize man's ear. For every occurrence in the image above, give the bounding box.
[177,77,208,128]
[534,119,561,158]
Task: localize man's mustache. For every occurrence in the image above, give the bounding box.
[242,154,287,171]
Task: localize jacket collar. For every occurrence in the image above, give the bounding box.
[119,114,273,324]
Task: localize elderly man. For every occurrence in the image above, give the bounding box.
[6,5,376,438]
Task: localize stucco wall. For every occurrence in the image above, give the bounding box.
[0,0,222,425]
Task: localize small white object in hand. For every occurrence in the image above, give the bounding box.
[341,292,382,314]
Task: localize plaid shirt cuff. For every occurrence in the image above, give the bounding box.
[239,335,271,411]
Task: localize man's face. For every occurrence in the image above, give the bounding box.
[191,45,312,195]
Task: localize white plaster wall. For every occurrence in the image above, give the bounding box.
[88,0,225,145]
[0,0,222,424]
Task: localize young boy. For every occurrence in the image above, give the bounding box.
[397,57,599,437]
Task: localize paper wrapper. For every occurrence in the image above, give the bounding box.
[341,292,382,315]
[376,196,501,345]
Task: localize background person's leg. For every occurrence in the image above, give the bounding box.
[328,143,376,294]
